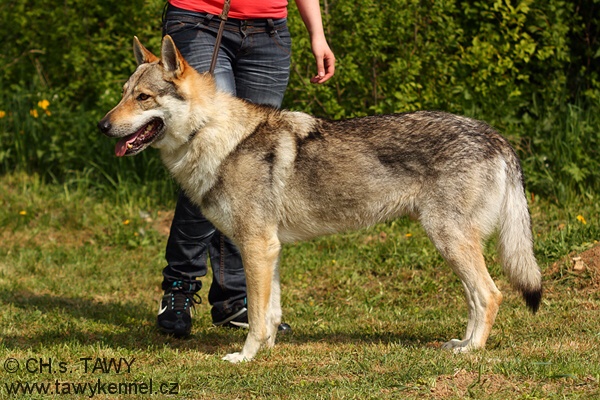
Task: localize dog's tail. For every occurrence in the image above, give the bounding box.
[497,156,542,313]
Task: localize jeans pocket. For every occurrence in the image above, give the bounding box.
[270,27,292,55]
[163,19,198,36]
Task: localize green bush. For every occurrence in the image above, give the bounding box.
[0,0,164,110]
[522,101,600,202]
[287,0,595,122]
[0,0,598,201]
[0,0,172,200]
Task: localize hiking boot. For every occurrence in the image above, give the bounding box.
[157,280,201,338]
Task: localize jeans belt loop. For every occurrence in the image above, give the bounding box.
[202,13,215,26]
[267,18,276,36]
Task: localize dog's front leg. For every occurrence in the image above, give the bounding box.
[265,258,282,348]
[223,234,281,363]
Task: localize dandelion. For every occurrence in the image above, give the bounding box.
[30,109,39,118]
[123,219,130,225]
[0,110,6,119]
[405,233,412,238]
[38,99,50,110]
[35,100,51,116]
[19,210,27,216]
[576,215,587,225]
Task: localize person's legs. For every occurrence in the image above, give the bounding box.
[159,7,245,335]
[158,192,209,337]
[158,6,292,335]
[207,233,248,327]
[205,18,292,327]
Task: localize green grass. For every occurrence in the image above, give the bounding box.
[0,172,598,399]
[1,37,598,399]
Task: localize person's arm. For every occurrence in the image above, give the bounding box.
[294,0,335,84]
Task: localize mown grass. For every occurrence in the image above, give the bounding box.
[0,172,598,399]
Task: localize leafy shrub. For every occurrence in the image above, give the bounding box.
[287,0,595,122]
[0,0,598,200]
[0,0,164,111]
[0,0,172,200]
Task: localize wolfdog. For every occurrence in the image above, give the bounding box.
[98,36,542,363]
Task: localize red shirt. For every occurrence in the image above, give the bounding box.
[169,0,288,19]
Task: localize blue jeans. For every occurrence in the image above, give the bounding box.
[161,4,291,320]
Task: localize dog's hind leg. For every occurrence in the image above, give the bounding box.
[223,233,281,363]
[460,280,476,341]
[423,220,503,352]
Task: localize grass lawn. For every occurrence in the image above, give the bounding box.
[0,172,598,399]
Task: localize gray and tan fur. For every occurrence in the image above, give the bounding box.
[98,36,542,363]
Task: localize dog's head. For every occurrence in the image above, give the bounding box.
[98,36,211,157]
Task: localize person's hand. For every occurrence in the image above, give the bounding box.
[310,36,335,84]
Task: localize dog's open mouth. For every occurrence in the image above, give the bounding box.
[115,118,164,157]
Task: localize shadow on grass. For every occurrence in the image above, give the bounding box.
[0,291,221,351]
[0,290,443,354]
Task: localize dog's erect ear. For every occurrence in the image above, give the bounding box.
[133,36,158,65]
[161,35,185,78]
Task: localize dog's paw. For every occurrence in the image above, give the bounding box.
[441,339,473,353]
[222,352,249,363]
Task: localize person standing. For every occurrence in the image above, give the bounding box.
[157,0,335,337]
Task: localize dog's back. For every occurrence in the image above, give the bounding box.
[217,110,522,242]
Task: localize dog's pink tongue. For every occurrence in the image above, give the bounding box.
[115,136,136,157]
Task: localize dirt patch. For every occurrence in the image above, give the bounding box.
[427,370,519,398]
[546,243,600,289]
[576,244,600,275]
[402,369,598,399]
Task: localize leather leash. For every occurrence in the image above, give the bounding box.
[209,0,231,75]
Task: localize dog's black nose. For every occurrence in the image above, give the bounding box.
[97,118,111,133]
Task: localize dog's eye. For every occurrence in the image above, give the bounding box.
[137,93,151,101]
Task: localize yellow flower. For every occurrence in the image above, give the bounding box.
[576,215,587,225]
[0,110,6,118]
[30,109,39,118]
[44,109,51,116]
[123,219,130,225]
[19,210,27,216]
[405,233,413,238]
[38,99,50,110]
